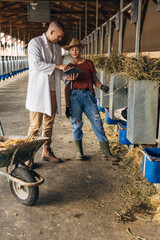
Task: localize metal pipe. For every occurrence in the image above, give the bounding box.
[17,26,20,59]
[110,14,117,21]
[101,26,104,55]
[75,22,77,38]
[118,0,123,55]
[79,14,81,41]
[4,34,7,61]
[121,2,132,13]
[82,1,132,42]
[23,31,25,57]
[88,36,90,56]
[96,0,98,29]
[91,33,93,56]
[10,21,12,60]
[135,0,142,57]
[85,38,87,57]
[85,2,87,37]
[108,20,111,57]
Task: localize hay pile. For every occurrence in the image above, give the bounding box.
[89,54,160,84]
[122,56,160,82]
[83,112,159,222]
[89,53,125,74]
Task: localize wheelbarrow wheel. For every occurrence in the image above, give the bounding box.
[9,167,39,206]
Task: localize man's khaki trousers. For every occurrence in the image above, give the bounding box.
[28,91,57,153]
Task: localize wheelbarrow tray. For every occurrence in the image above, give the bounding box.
[0,136,48,168]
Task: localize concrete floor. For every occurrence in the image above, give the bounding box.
[0,72,160,240]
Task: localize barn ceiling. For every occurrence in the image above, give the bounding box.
[0,0,132,46]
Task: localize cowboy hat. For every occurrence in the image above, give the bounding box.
[63,38,84,50]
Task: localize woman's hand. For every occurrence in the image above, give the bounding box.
[65,107,72,119]
[66,73,79,81]
[100,85,109,93]
[56,64,69,71]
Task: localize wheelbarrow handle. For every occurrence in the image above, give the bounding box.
[0,121,4,136]
[0,169,44,187]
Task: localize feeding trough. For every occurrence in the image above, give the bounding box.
[118,122,131,145]
[142,148,160,183]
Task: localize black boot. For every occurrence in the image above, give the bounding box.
[75,139,89,160]
[99,141,120,163]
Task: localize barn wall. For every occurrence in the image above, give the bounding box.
[85,0,160,57]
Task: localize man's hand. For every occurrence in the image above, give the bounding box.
[65,107,71,119]
[56,64,69,71]
[100,85,109,93]
[66,73,79,81]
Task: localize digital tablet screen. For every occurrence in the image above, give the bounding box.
[64,67,84,75]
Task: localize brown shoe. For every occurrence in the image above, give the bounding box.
[42,148,62,163]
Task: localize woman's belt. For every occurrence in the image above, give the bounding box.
[73,88,90,91]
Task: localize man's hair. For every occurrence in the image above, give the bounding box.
[53,21,65,32]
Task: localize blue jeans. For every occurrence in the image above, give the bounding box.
[70,89,108,142]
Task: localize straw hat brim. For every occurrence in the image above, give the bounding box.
[63,43,85,51]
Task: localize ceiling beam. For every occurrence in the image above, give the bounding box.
[0,9,95,15]
[0,0,108,2]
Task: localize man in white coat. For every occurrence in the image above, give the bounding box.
[26,21,76,167]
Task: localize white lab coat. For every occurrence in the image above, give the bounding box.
[26,33,68,117]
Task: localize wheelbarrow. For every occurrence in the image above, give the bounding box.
[0,134,48,206]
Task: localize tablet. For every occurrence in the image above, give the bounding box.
[64,67,84,75]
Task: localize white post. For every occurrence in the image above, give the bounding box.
[85,38,87,58]
[17,26,19,59]
[23,31,25,56]
[108,20,111,57]
[10,21,12,60]
[95,31,98,55]
[135,0,142,57]
[101,26,104,55]
[91,33,93,56]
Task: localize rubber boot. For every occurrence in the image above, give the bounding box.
[75,139,89,160]
[99,141,120,163]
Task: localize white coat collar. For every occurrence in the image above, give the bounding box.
[42,32,57,47]
[42,33,49,46]
[42,33,55,60]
